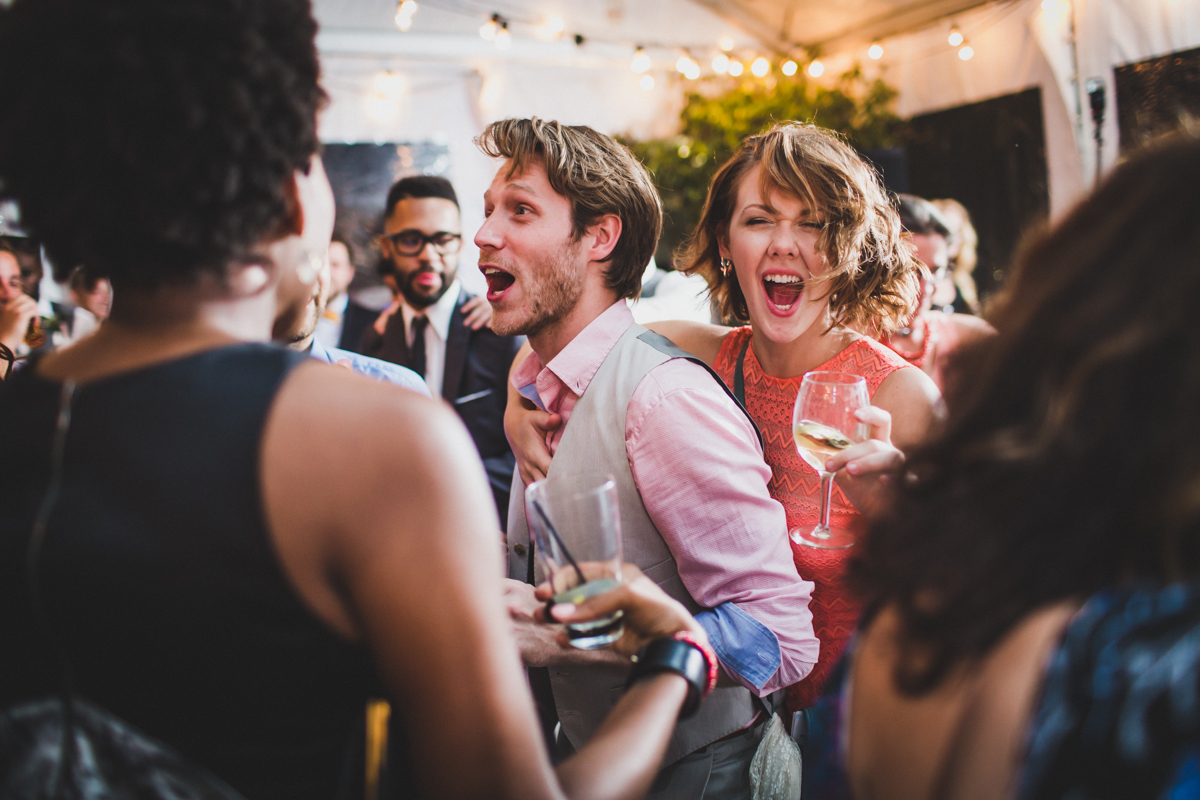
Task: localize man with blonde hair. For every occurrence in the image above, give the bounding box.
[483,117,817,798]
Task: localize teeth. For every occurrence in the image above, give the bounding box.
[763,274,802,284]
[484,267,503,276]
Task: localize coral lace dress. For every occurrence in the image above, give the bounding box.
[714,327,913,711]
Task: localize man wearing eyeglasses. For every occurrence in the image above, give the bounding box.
[364,175,522,525]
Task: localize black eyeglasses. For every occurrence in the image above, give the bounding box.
[383,229,463,257]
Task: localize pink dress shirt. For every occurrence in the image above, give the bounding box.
[512,301,818,693]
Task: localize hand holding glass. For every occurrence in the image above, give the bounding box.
[525,473,625,649]
[791,371,869,549]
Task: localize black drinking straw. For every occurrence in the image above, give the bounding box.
[531,499,587,589]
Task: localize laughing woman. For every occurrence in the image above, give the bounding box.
[508,123,941,714]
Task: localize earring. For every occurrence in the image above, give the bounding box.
[719,257,733,277]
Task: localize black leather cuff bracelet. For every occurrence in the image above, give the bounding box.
[626,637,709,719]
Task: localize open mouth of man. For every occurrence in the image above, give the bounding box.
[762,274,804,312]
[482,266,516,300]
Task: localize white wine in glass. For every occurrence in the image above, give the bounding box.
[791,371,869,549]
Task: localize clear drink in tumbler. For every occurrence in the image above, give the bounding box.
[525,473,624,649]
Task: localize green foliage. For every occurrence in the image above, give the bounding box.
[620,68,901,267]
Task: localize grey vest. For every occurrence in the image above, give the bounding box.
[507,322,764,766]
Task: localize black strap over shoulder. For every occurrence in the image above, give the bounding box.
[733,336,751,409]
[636,330,763,450]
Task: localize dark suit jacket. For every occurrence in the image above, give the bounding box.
[362,291,522,527]
[338,298,379,354]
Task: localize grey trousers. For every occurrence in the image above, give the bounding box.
[645,718,766,800]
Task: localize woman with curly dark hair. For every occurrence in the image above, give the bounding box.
[0,1,713,798]
[805,128,1200,799]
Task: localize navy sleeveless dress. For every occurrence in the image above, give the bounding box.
[0,344,410,799]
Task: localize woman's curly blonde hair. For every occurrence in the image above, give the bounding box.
[676,122,920,335]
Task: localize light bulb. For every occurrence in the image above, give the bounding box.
[399,0,417,13]
[712,54,729,73]
[751,57,770,77]
[678,144,691,158]
[807,60,824,77]
[495,26,511,50]
[948,27,964,46]
[1040,0,1055,8]
[868,43,883,59]
[958,44,974,60]
[781,60,797,76]
[374,71,407,99]
[640,74,655,91]
[684,63,700,80]
[727,60,744,77]
[676,56,691,73]
[536,16,564,40]
[479,20,497,41]
[720,36,734,51]
[632,49,652,73]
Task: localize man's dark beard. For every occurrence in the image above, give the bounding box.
[398,265,455,310]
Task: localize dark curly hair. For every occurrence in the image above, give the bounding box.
[851,127,1200,694]
[0,0,325,289]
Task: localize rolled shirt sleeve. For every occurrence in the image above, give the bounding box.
[626,359,819,695]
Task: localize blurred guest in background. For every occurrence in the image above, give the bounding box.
[288,247,428,394]
[0,234,43,301]
[65,266,112,342]
[627,257,713,324]
[806,127,1200,800]
[882,194,994,395]
[0,239,38,362]
[313,230,376,353]
[930,198,981,315]
[365,175,520,523]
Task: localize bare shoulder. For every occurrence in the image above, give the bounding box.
[643,320,734,366]
[260,360,497,639]
[948,313,996,340]
[873,366,943,450]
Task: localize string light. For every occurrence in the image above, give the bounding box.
[958,44,974,60]
[494,21,511,50]
[948,26,964,46]
[751,57,770,77]
[631,48,652,73]
[727,60,744,76]
[808,60,824,77]
[719,36,735,51]
[394,0,417,30]
[535,16,565,40]
[781,59,798,76]
[479,14,498,41]
[374,71,408,99]
[640,74,655,90]
[712,53,730,74]
[868,42,884,59]
[676,55,699,80]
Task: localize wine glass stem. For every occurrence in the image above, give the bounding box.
[817,471,835,534]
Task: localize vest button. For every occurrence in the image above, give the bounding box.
[514,543,527,556]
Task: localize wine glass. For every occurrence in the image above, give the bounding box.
[791,371,869,549]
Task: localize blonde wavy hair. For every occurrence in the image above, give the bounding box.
[677,122,920,334]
